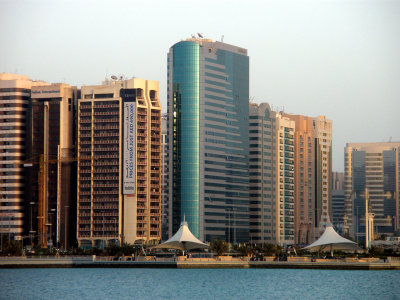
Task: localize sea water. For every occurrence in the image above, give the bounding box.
[0,268,399,299]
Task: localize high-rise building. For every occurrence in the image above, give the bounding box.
[29,83,77,248]
[248,103,275,244]
[248,103,295,246]
[274,113,295,245]
[167,38,249,243]
[77,77,161,248]
[0,74,47,241]
[344,142,400,240]
[283,114,332,244]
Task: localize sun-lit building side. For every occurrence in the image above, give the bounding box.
[167,38,250,243]
[77,77,161,248]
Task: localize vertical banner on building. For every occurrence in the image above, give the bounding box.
[121,89,137,195]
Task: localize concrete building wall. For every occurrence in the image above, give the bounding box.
[274,113,295,246]
[249,103,275,244]
[284,114,332,244]
[77,78,161,248]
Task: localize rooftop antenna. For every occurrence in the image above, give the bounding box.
[197,33,204,38]
[221,35,224,42]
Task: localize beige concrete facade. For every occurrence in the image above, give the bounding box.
[274,113,295,246]
[249,103,295,246]
[283,114,332,244]
[77,77,161,248]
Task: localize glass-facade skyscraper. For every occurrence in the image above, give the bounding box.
[344,142,400,240]
[167,38,249,243]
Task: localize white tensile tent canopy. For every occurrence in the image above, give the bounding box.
[304,224,358,256]
[152,220,209,251]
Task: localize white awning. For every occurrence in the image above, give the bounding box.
[304,225,358,252]
[152,220,209,251]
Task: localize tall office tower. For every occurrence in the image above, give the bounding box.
[77,77,161,248]
[167,38,249,243]
[249,103,275,244]
[283,114,332,244]
[29,83,77,248]
[0,74,47,241]
[161,114,169,241]
[344,142,400,240]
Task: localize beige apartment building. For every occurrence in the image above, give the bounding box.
[283,114,332,244]
[77,77,161,248]
[0,74,47,240]
[249,103,295,246]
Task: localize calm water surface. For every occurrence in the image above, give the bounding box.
[0,268,399,300]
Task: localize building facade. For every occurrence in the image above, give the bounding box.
[344,142,400,240]
[29,83,77,248]
[248,103,276,244]
[274,113,295,245]
[77,77,161,248]
[283,114,332,244]
[167,38,249,243]
[0,74,47,241]
[248,103,295,246]
[332,172,345,234]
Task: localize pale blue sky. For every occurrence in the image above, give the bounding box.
[1,0,399,171]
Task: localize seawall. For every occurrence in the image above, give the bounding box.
[1,257,399,270]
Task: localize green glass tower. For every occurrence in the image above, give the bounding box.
[167,38,249,242]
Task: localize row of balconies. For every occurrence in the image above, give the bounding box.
[93,147,119,151]
[93,139,119,144]
[93,118,119,123]
[94,125,119,130]
[93,111,119,116]
[93,104,119,109]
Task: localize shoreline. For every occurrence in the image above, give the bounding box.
[1,257,399,270]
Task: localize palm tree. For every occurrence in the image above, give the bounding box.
[210,239,229,257]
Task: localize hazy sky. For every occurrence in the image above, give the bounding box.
[1,0,399,171]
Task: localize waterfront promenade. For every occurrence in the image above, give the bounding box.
[1,256,399,270]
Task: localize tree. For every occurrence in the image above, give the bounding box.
[2,240,22,256]
[234,244,253,257]
[210,239,229,257]
[261,243,277,256]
